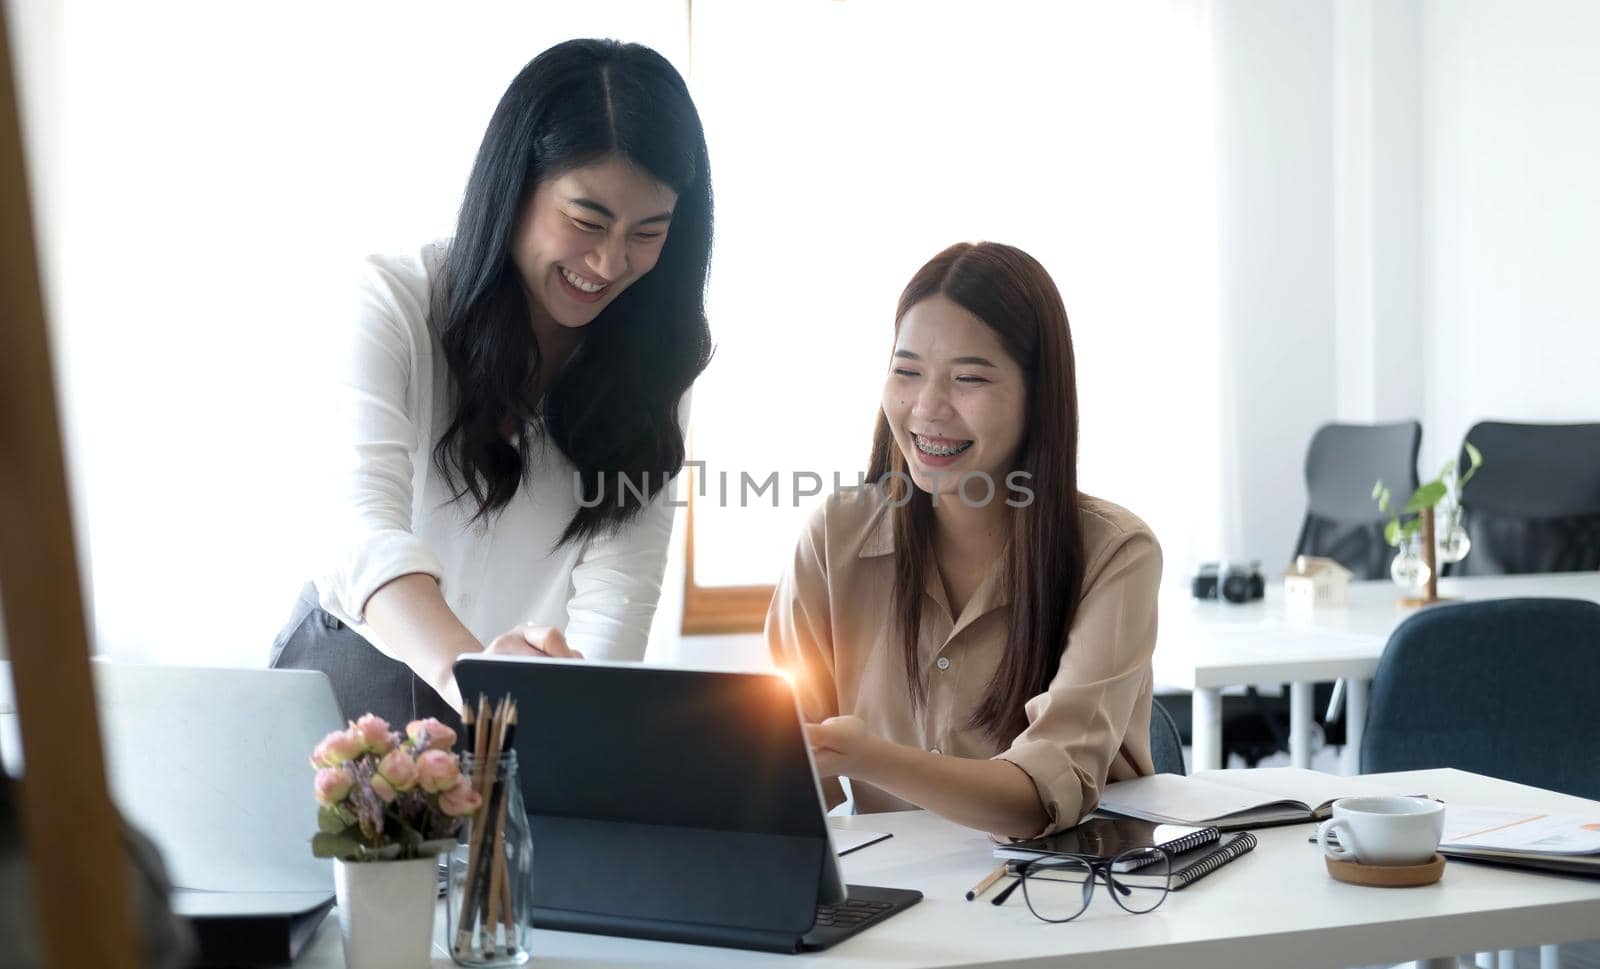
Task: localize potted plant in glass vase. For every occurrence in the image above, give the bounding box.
[1373,443,1484,606]
[310,715,482,969]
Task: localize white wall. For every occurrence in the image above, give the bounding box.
[1206,0,1600,572]
[1419,0,1600,473]
[1212,0,1338,566]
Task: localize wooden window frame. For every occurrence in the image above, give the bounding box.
[680,466,774,635]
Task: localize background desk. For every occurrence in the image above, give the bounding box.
[293,769,1600,968]
[1154,572,1600,772]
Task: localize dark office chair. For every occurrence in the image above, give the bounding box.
[1148,698,1186,777]
[1295,421,1423,579]
[1449,421,1600,576]
[1189,422,1421,766]
[1292,420,1422,750]
[1361,597,1600,800]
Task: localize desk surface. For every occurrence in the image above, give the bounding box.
[1154,571,1600,689]
[294,768,1600,969]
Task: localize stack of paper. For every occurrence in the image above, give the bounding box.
[1440,806,1600,874]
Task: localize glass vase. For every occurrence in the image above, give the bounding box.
[1390,534,1432,592]
[445,752,532,967]
[1434,504,1472,565]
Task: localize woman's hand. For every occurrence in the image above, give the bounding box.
[804,715,884,778]
[802,716,1049,837]
[484,623,585,659]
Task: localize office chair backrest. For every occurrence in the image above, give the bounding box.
[1360,598,1600,800]
[1149,698,1186,776]
[1452,421,1600,575]
[1295,421,1422,580]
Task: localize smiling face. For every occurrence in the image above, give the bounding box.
[881,295,1028,500]
[511,154,679,330]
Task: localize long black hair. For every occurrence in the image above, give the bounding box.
[867,243,1085,743]
[432,39,713,544]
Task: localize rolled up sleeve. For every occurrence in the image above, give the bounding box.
[994,528,1162,834]
[765,509,847,810]
[315,259,443,627]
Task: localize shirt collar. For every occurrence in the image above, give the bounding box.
[856,499,1012,620]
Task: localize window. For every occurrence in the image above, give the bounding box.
[684,0,1222,632]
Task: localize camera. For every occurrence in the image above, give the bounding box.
[1192,561,1265,604]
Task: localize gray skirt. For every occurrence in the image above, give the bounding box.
[269,582,462,737]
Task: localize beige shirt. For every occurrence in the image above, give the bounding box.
[766,486,1162,834]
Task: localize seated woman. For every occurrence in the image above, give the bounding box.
[766,241,1161,840]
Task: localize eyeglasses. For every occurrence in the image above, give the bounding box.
[990,847,1171,923]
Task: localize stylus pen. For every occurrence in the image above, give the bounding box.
[965,863,1009,901]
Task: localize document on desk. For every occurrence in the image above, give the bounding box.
[1441,805,1600,867]
[830,827,892,856]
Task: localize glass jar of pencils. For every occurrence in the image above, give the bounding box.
[445,751,532,967]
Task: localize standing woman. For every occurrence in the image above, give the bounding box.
[272,40,713,730]
[768,242,1161,840]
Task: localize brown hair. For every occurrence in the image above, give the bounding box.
[866,242,1085,743]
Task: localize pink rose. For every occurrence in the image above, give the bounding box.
[369,773,397,803]
[377,748,418,792]
[439,774,483,817]
[405,718,457,751]
[313,766,354,806]
[415,749,460,794]
[352,714,393,754]
[311,729,363,767]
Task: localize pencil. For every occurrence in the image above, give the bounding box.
[473,697,510,951]
[965,863,1008,901]
[452,694,497,956]
[482,699,513,956]
[497,702,520,952]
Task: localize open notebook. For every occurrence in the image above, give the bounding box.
[1095,768,1415,830]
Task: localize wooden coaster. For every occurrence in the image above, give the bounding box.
[1326,853,1445,887]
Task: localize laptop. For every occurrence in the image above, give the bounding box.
[93,663,344,966]
[453,656,922,953]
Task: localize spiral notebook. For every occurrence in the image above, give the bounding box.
[994,817,1220,872]
[1160,831,1258,890]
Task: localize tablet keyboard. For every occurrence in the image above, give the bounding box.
[800,884,922,951]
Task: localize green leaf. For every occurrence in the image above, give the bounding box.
[1384,519,1401,547]
[1465,441,1483,469]
[1371,480,1384,500]
[1400,519,1422,542]
[1404,482,1447,513]
[317,807,351,834]
[312,832,361,860]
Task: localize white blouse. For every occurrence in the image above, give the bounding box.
[313,241,679,662]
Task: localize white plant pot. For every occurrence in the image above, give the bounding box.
[334,856,438,969]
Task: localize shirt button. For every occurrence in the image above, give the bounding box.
[936,657,951,671]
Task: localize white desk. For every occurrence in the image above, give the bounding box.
[1154,572,1600,773]
[294,769,1600,969]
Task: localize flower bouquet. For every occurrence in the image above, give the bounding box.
[310,714,480,969]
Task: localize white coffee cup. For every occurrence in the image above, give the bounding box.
[1316,796,1444,866]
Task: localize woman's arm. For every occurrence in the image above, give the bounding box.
[362,575,482,711]
[766,505,848,810]
[806,716,1047,838]
[806,526,1162,839]
[365,574,581,711]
